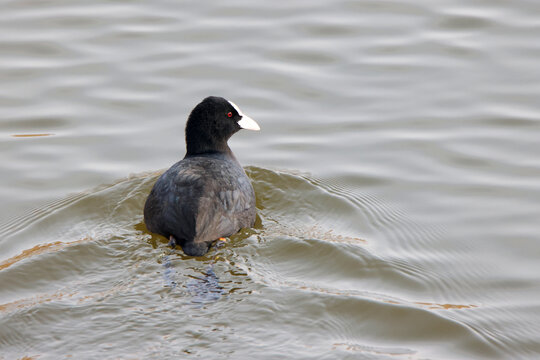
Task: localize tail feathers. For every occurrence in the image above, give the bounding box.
[182,241,210,256]
[169,235,210,256]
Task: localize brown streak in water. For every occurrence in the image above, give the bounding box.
[382,299,477,310]
[332,342,417,358]
[294,285,476,311]
[415,301,478,310]
[0,242,64,271]
[0,239,89,271]
[11,133,54,138]
[267,222,367,244]
[0,238,123,313]
[0,291,74,313]
[0,280,131,314]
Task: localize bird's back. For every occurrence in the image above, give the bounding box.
[143,153,256,247]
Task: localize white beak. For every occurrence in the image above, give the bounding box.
[228,100,260,131]
[237,115,260,131]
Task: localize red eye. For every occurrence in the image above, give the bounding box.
[227,112,233,118]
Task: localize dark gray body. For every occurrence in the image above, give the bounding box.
[144,151,256,256]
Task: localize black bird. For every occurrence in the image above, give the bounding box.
[144,96,260,256]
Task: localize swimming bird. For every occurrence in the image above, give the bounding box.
[143,96,260,256]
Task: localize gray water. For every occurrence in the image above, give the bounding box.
[1,1,540,359]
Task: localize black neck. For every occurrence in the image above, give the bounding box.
[185,132,231,156]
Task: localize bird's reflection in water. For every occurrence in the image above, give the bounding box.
[186,266,224,306]
[162,255,177,289]
[162,255,224,306]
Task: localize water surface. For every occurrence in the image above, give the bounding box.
[1,0,540,359]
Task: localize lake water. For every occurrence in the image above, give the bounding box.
[1,0,540,359]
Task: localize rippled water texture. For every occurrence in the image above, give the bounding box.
[1,0,540,359]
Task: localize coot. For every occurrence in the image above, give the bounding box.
[144,96,260,256]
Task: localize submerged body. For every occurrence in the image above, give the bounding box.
[143,96,260,256]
